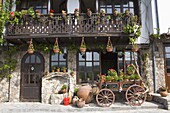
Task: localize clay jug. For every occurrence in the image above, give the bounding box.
[77,85,92,104]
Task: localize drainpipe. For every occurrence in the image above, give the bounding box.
[152,0,159,93]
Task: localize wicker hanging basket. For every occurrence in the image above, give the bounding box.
[27,39,34,54]
[53,38,60,53]
[80,37,86,52]
[106,37,113,52]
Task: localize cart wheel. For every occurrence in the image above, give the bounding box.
[125,84,146,106]
[96,89,115,107]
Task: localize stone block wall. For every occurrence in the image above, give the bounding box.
[140,41,166,92]
[0,78,9,102]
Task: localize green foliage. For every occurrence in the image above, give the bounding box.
[0,46,18,79]
[107,69,118,76]
[61,84,67,90]
[61,66,67,71]
[34,43,53,54]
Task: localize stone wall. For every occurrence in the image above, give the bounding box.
[140,41,166,92]
[0,78,9,102]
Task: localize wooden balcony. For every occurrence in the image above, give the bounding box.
[5,13,135,39]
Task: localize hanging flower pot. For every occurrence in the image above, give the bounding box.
[132,44,139,52]
[27,39,34,54]
[49,9,54,18]
[80,37,86,52]
[106,37,113,52]
[53,38,60,53]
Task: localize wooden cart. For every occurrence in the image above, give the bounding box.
[95,80,147,107]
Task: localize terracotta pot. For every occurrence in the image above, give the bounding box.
[80,47,86,52]
[77,85,92,104]
[132,47,139,52]
[124,78,129,82]
[27,50,34,54]
[160,91,168,97]
[53,48,60,53]
[92,86,99,95]
[106,47,113,52]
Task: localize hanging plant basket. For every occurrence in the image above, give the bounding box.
[132,47,139,52]
[27,39,34,54]
[53,38,60,53]
[80,37,86,52]
[106,37,113,52]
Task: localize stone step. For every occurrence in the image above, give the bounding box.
[0,101,164,113]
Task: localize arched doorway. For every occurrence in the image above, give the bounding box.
[20,52,44,102]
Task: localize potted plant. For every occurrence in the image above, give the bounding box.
[53,38,60,53]
[129,74,135,81]
[60,84,67,93]
[106,37,113,52]
[123,75,129,82]
[52,66,56,72]
[80,37,86,52]
[27,39,34,54]
[49,9,54,18]
[127,64,135,75]
[70,71,74,76]
[35,10,41,18]
[56,67,60,72]
[107,69,118,76]
[159,86,168,97]
[62,67,67,73]
[74,8,79,19]
[106,76,113,82]
[98,74,105,83]
[132,44,139,52]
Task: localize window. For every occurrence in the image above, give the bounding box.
[165,46,170,73]
[99,0,139,15]
[77,52,100,83]
[50,53,67,72]
[18,0,48,14]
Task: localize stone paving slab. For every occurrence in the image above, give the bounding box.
[0,101,164,113]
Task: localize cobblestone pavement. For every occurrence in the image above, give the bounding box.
[0,102,169,113]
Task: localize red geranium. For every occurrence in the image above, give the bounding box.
[10,12,15,15]
[50,9,54,13]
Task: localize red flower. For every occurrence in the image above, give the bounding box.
[50,9,54,13]
[10,12,15,15]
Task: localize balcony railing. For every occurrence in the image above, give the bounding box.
[6,13,132,37]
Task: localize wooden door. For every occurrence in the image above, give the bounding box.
[164,45,170,92]
[20,52,44,102]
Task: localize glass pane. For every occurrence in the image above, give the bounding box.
[130,9,134,15]
[107,8,112,14]
[123,2,128,7]
[79,62,85,71]
[86,52,92,61]
[94,71,100,81]
[123,8,129,13]
[119,62,124,70]
[36,56,41,63]
[59,54,66,61]
[166,54,170,58]
[165,47,170,52]
[25,57,29,63]
[132,52,138,60]
[51,62,58,68]
[86,62,92,71]
[114,4,121,7]
[59,62,66,68]
[30,55,35,63]
[166,60,170,66]
[129,1,134,7]
[167,69,170,73]
[87,72,92,81]
[51,54,58,61]
[94,62,100,71]
[79,53,85,61]
[125,52,130,60]
[42,9,47,14]
[94,52,99,61]
[78,72,85,82]
[115,8,121,13]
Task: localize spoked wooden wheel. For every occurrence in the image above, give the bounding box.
[126,84,146,106]
[96,89,115,107]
